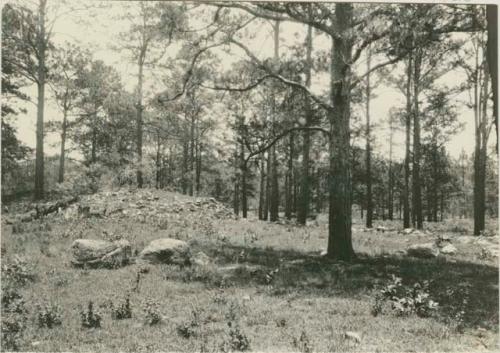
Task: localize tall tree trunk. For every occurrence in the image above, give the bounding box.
[58,109,67,183]
[327,3,354,261]
[269,20,281,222]
[388,115,394,220]
[486,5,498,151]
[34,0,47,200]
[403,54,412,229]
[365,45,373,228]
[189,114,196,197]
[196,142,202,194]
[298,19,313,225]
[91,125,97,164]
[181,141,188,194]
[412,50,423,229]
[258,154,266,220]
[432,146,439,222]
[155,131,161,189]
[240,140,248,218]
[285,133,294,219]
[264,151,270,221]
[136,51,145,188]
[474,54,490,235]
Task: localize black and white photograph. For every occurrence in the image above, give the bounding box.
[1,1,498,352]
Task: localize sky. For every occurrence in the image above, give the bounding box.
[9,1,496,163]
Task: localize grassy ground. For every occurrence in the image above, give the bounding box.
[1,189,498,352]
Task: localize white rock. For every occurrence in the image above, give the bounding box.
[407,243,439,258]
[344,331,361,343]
[139,238,190,265]
[440,244,457,255]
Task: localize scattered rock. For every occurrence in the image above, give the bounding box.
[440,244,457,255]
[456,236,474,244]
[71,239,131,268]
[344,331,361,343]
[139,238,191,266]
[402,228,414,235]
[407,243,439,258]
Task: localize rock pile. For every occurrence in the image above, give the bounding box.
[63,189,235,222]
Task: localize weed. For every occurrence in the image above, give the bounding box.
[143,299,162,326]
[176,309,201,338]
[1,313,27,351]
[36,302,63,328]
[292,330,313,353]
[80,301,102,329]
[2,257,36,286]
[375,275,439,317]
[220,301,250,352]
[111,295,132,320]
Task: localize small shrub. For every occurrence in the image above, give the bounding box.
[1,313,27,351]
[2,286,23,310]
[227,326,250,351]
[176,309,201,339]
[12,223,25,234]
[374,275,439,318]
[143,299,162,326]
[80,301,102,329]
[36,302,63,328]
[2,257,36,286]
[111,295,132,320]
[292,330,313,353]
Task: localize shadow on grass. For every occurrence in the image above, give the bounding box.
[191,241,499,330]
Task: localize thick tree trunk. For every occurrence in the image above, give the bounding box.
[326,3,354,261]
[196,141,202,194]
[365,46,373,228]
[412,51,423,229]
[189,114,196,197]
[240,142,247,218]
[58,110,67,183]
[34,0,47,200]
[297,21,313,225]
[403,55,412,229]
[486,5,498,151]
[432,147,438,222]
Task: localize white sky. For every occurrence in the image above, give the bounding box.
[9,1,497,162]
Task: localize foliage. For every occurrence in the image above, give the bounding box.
[1,257,36,286]
[374,275,439,318]
[110,295,132,320]
[36,302,63,328]
[79,301,102,329]
[142,299,162,326]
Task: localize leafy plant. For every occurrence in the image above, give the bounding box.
[176,309,201,338]
[143,299,162,326]
[374,275,439,317]
[292,330,313,353]
[1,313,27,351]
[111,295,132,320]
[36,302,63,328]
[2,257,36,286]
[80,301,102,329]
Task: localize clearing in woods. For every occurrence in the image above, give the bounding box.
[1,188,498,352]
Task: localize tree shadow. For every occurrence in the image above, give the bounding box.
[196,241,499,330]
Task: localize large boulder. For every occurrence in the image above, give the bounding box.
[71,239,131,268]
[407,243,439,258]
[139,238,191,265]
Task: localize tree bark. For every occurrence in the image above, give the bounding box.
[34,0,47,200]
[258,153,266,220]
[269,20,281,222]
[297,20,313,225]
[388,114,394,220]
[326,3,355,261]
[403,54,412,229]
[285,132,294,220]
[136,50,145,188]
[412,50,423,229]
[58,109,67,183]
[365,45,373,228]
